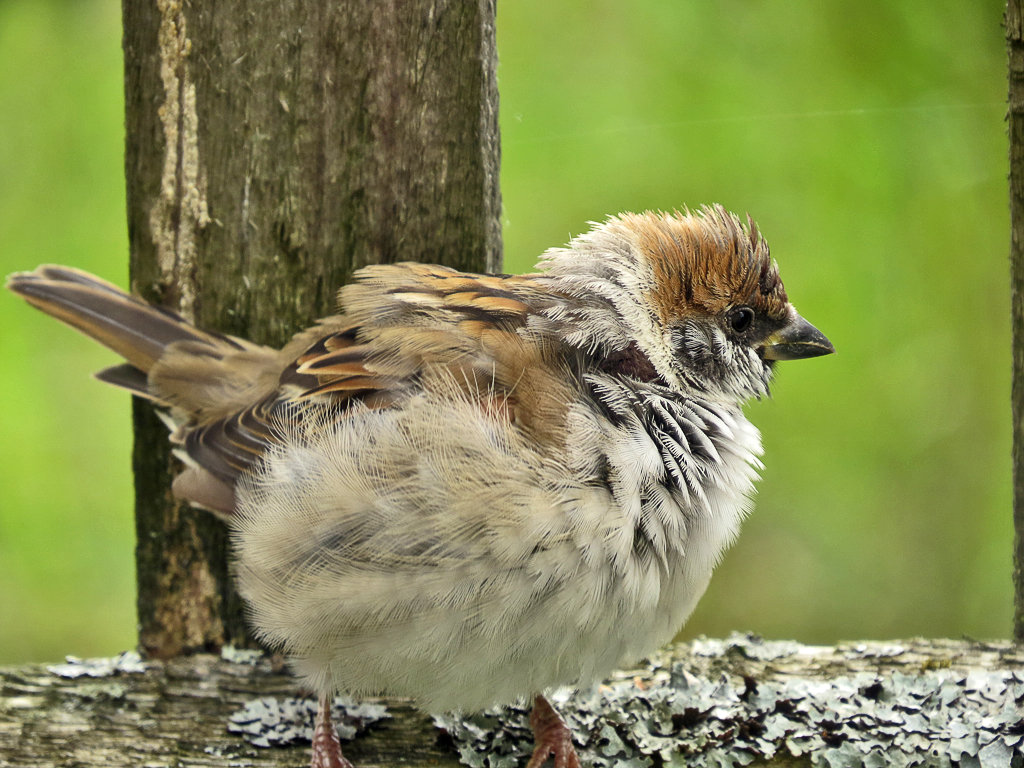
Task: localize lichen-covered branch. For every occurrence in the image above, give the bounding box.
[1,637,1021,768]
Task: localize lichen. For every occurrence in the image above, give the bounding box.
[434,634,1024,768]
[219,645,265,666]
[47,651,147,679]
[228,696,390,748]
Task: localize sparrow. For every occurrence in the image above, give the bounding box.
[8,205,833,768]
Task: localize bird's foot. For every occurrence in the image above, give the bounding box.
[311,695,354,768]
[525,694,581,768]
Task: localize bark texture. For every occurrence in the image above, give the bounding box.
[121,0,501,656]
[1009,0,1024,644]
[1,639,1020,768]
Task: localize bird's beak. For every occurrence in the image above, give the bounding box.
[760,313,834,361]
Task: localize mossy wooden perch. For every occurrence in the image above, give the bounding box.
[1,637,1021,767]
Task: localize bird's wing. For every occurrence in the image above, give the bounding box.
[171,263,573,510]
[284,262,539,403]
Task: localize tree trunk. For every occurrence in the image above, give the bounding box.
[121,0,501,657]
[1008,0,1024,644]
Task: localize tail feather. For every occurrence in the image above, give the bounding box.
[6,265,234,374]
[95,362,154,398]
[8,264,285,514]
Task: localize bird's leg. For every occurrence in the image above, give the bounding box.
[525,694,581,768]
[311,694,354,768]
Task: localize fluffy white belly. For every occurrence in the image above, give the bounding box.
[231,392,761,712]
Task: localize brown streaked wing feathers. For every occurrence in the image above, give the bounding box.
[176,266,559,490]
[183,395,280,484]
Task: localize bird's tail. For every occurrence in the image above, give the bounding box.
[6,265,230,398]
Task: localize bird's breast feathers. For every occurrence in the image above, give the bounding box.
[231,341,763,708]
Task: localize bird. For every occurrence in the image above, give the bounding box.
[8,205,833,768]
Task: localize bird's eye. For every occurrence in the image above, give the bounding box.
[727,306,755,334]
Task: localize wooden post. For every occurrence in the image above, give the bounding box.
[1008,0,1024,643]
[121,0,501,657]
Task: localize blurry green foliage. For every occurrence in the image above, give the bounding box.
[0,0,1009,663]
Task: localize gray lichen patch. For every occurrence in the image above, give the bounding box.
[434,635,1024,768]
[219,645,265,666]
[46,651,147,679]
[228,696,390,748]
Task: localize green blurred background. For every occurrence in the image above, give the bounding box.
[0,1,1010,663]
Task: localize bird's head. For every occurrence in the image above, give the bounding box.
[534,205,834,402]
